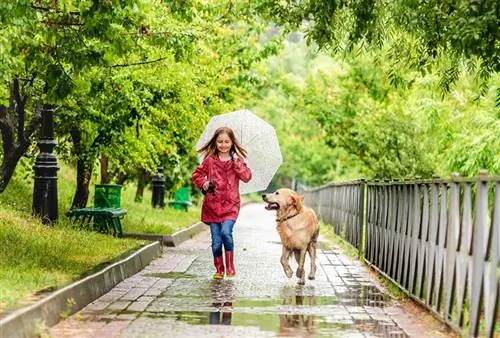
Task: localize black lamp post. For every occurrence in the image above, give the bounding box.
[32,106,59,224]
[151,166,166,208]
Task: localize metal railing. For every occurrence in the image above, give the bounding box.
[301,171,499,338]
[301,180,365,253]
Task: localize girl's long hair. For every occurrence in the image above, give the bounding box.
[197,126,248,159]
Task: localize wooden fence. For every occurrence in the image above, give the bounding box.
[301,172,499,337]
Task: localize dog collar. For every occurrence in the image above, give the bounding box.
[276,213,300,223]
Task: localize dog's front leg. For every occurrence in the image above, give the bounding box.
[280,247,293,278]
[296,249,307,284]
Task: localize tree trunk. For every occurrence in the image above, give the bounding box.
[70,128,92,208]
[99,154,110,184]
[135,168,148,202]
[0,113,14,156]
[0,142,32,192]
[0,79,40,192]
[72,157,92,208]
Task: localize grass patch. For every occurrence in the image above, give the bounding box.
[0,209,145,314]
[119,184,201,234]
[0,160,201,314]
[319,221,358,258]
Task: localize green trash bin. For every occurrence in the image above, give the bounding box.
[94,184,122,208]
[170,187,192,211]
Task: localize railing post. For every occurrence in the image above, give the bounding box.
[358,179,366,257]
[484,178,499,338]
[444,173,460,324]
[469,170,488,337]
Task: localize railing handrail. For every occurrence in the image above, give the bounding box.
[301,173,500,191]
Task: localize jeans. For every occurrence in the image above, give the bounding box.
[209,220,235,256]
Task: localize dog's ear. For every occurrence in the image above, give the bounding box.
[291,194,304,211]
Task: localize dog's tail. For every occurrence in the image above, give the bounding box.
[306,228,319,254]
[311,227,319,243]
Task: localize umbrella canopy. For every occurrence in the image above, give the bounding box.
[196,109,282,195]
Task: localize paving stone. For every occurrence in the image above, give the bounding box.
[120,287,149,301]
[106,300,131,311]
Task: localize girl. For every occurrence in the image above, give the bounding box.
[192,127,252,279]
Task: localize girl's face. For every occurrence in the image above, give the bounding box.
[216,132,233,154]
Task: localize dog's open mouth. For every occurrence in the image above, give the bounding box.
[264,202,279,210]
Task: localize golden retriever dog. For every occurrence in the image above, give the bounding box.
[262,189,320,285]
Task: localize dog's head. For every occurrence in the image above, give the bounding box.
[262,188,304,213]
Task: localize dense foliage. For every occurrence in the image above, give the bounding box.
[245,35,498,186]
[245,0,499,185]
[0,0,280,206]
[0,0,497,205]
[257,0,499,92]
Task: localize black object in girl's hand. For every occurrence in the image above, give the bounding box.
[202,181,216,195]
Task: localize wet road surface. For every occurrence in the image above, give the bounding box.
[48,203,443,337]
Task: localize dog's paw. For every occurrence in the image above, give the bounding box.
[285,269,293,278]
[297,279,305,285]
[308,275,315,280]
[296,268,304,278]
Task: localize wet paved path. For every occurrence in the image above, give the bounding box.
[48,204,447,337]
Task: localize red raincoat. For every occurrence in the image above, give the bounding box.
[192,155,252,224]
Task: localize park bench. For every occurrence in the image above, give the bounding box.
[66,184,126,237]
[168,187,192,212]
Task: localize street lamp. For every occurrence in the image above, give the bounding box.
[151,166,166,208]
[32,106,59,224]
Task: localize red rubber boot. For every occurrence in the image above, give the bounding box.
[225,251,235,277]
[213,256,224,279]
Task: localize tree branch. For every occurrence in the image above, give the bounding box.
[0,116,14,156]
[31,4,80,15]
[12,78,26,143]
[109,57,168,68]
[42,20,83,27]
[0,105,41,193]
[120,31,172,36]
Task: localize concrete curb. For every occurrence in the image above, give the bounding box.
[0,241,162,338]
[123,221,207,247]
[122,201,256,246]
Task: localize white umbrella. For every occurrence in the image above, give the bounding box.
[196,109,282,195]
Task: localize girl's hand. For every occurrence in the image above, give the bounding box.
[202,181,210,190]
[233,148,244,161]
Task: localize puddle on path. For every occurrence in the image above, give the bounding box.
[86,289,403,337]
[139,309,408,337]
[156,279,391,308]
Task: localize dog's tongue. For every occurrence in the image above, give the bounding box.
[264,203,278,210]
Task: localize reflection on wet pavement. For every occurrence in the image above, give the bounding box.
[76,277,407,338]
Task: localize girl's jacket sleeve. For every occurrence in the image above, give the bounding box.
[233,159,252,183]
[192,157,209,189]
